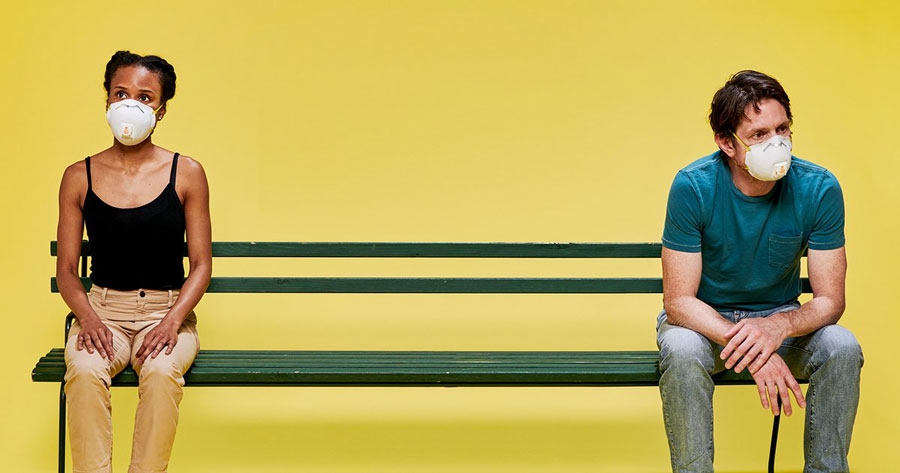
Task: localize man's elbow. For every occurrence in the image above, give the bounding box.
[832,297,846,323]
[662,295,683,326]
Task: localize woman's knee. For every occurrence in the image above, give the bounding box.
[136,357,183,385]
[64,350,112,385]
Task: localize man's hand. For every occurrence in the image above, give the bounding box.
[77,317,114,361]
[135,319,180,365]
[750,353,806,416]
[721,316,789,374]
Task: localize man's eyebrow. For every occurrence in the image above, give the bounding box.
[746,121,791,135]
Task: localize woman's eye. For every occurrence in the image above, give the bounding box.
[140,95,149,101]
[116,91,126,98]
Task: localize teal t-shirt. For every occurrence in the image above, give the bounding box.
[662,151,845,311]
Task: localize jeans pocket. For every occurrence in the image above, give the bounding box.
[768,233,803,269]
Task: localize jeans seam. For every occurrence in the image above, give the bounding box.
[708,401,714,465]
[660,388,678,472]
[806,383,815,471]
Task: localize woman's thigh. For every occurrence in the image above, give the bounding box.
[131,310,200,377]
[64,307,133,381]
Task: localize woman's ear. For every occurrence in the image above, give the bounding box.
[156,105,166,122]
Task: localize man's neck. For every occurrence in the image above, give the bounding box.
[725,156,776,197]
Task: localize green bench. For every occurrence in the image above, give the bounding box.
[34,240,810,472]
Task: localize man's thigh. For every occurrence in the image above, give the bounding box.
[777,324,863,379]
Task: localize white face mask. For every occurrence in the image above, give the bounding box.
[733,133,792,181]
[106,99,162,146]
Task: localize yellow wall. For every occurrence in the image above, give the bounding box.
[2,1,897,471]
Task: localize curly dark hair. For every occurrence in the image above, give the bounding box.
[103,50,176,106]
[709,70,791,140]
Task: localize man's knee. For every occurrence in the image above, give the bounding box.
[658,326,715,374]
[813,325,864,370]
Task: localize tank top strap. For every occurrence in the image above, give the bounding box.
[85,156,92,191]
[169,152,180,185]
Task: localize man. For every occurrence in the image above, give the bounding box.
[657,70,863,473]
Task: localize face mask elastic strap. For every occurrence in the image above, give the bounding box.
[731,132,751,151]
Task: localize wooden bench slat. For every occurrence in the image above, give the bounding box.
[49,277,815,294]
[34,349,789,387]
[39,348,661,358]
[52,241,667,258]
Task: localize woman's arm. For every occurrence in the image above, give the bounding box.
[56,162,114,360]
[135,156,212,363]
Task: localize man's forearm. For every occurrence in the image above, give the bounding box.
[770,295,845,338]
[664,295,734,345]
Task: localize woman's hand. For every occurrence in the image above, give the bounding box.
[77,317,114,361]
[135,319,180,364]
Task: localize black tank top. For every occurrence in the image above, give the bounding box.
[83,153,186,290]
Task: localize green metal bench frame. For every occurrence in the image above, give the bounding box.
[35,241,808,472]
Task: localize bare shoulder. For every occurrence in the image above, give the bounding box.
[177,155,206,178]
[60,159,88,193]
[62,158,86,179]
[175,155,209,200]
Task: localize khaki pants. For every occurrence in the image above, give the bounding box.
[64,285,199,473]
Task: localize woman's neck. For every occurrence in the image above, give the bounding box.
[108,139,157,172]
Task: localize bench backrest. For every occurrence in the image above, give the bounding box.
[50,241,811,294]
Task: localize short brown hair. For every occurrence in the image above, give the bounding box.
[709,70,792,139]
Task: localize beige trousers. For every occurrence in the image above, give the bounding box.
[64,285,199,473]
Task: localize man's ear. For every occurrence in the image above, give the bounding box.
[714,133,737,158]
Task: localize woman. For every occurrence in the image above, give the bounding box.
[56,50,211,473]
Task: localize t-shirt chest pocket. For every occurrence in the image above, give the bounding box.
[768,233,803,269]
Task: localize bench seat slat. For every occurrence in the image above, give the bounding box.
[40,348,661,357]
[34,349,788,387]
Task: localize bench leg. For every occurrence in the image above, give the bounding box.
[60,312,75,473]
[768,397,782,473]
[59,382,66,473]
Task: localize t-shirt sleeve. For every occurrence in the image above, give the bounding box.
[662,171,703,253]
[808,172,845,250]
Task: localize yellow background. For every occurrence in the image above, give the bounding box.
[2,1,897,471]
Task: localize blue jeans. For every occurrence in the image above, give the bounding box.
[656,303,863,473]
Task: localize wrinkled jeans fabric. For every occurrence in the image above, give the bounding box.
[657,303,862,473]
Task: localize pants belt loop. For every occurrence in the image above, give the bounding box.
[101,286,108,306]
[168,289,173,308]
